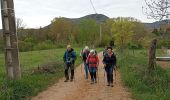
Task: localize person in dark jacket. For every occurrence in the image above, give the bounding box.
[81,46,90,79]
[103,46,116,87]
[63,45,76,82]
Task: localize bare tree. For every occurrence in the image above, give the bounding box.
[143,0,170,20]
[16,18,26,30]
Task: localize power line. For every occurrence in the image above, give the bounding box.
[90,0,97,14]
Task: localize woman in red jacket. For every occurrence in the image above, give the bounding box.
[86,49,99,84]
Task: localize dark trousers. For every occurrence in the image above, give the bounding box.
[65,64,74,80]
[89,67,97,81]
[105,65,114,83]
[83,62,89,78]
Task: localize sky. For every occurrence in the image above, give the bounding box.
[0,0,156,28]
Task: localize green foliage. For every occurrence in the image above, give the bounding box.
[128,43,143,49]
[157,39,170,48]
[111,18,134,51]
[131,22,150,49]
[76,19,100,46]
[118,49,170,100]
[33,40,56,50]
[18,40,34,52]
[152,29,160,36]
[0,80,33,100]
[48,17,73,44]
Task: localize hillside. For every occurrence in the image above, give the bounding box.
[47,14,170,29]
[145,20,170,29]
[70,14,109,23]
[0,14,169,31]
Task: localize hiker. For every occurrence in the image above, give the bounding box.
[81,46,90,79]
[86,49,99,84]
[103,46,108,57]
[103,46,116,87]
[63,45,76,82]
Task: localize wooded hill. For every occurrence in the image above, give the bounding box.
[0,14,169,52]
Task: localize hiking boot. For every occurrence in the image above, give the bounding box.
[110,83,114,87]
[64,79,69,82]
[107,83,110,86]
[91,80,94,84]
[85,75,88,79]
[94,80,97,83]
[70,79,73,82]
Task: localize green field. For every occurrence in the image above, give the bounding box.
[0,48,82,100]
[118,49,170,100]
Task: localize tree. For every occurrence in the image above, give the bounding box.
[76,19,100,46]
[16,18,26,30]
[111,18,134,51]
[100,19,115,46]
[48,17,72,44]
[143,0,170,20]
[131,21,149,48]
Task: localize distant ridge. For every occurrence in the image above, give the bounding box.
[144,20,170,29]
[0,14,169,31]
[71,14,109,23]
[52,14,170,29]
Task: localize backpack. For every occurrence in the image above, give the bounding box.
[103,49,107,57]
[87,54,98,66]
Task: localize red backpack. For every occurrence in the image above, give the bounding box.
[87,54,99,67]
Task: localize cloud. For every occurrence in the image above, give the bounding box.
[0,0,156,28]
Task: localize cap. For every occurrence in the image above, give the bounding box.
[90,49,94,53]
[67,45,71,48]
[85,46,89,50]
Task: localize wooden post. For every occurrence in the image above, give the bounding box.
[1,0,21,79]
[148,39,157,72]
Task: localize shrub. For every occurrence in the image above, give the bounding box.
[33,40,56,50]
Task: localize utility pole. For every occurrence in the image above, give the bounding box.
[1,0,21,79]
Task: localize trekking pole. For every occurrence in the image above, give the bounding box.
[97,67,99,83]
[103,67,106,85]
[81,63,82,73]
[114,65,117,84]
[73,64,76,82]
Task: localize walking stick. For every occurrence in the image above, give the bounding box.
[103,67,106,85]
[114,65,117,84]
[97,67,99,83]
[81,63,83,73]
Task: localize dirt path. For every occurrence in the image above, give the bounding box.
[32,53,131,100]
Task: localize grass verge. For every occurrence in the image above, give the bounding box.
[118,49,170,100]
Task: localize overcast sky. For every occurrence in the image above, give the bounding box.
[0,0,156,28]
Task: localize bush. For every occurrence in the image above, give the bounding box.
[18,40,34,52]
[0,80,33,100]
[33,40,56,50]
[128,43,143,49]
[157,39,170,48]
